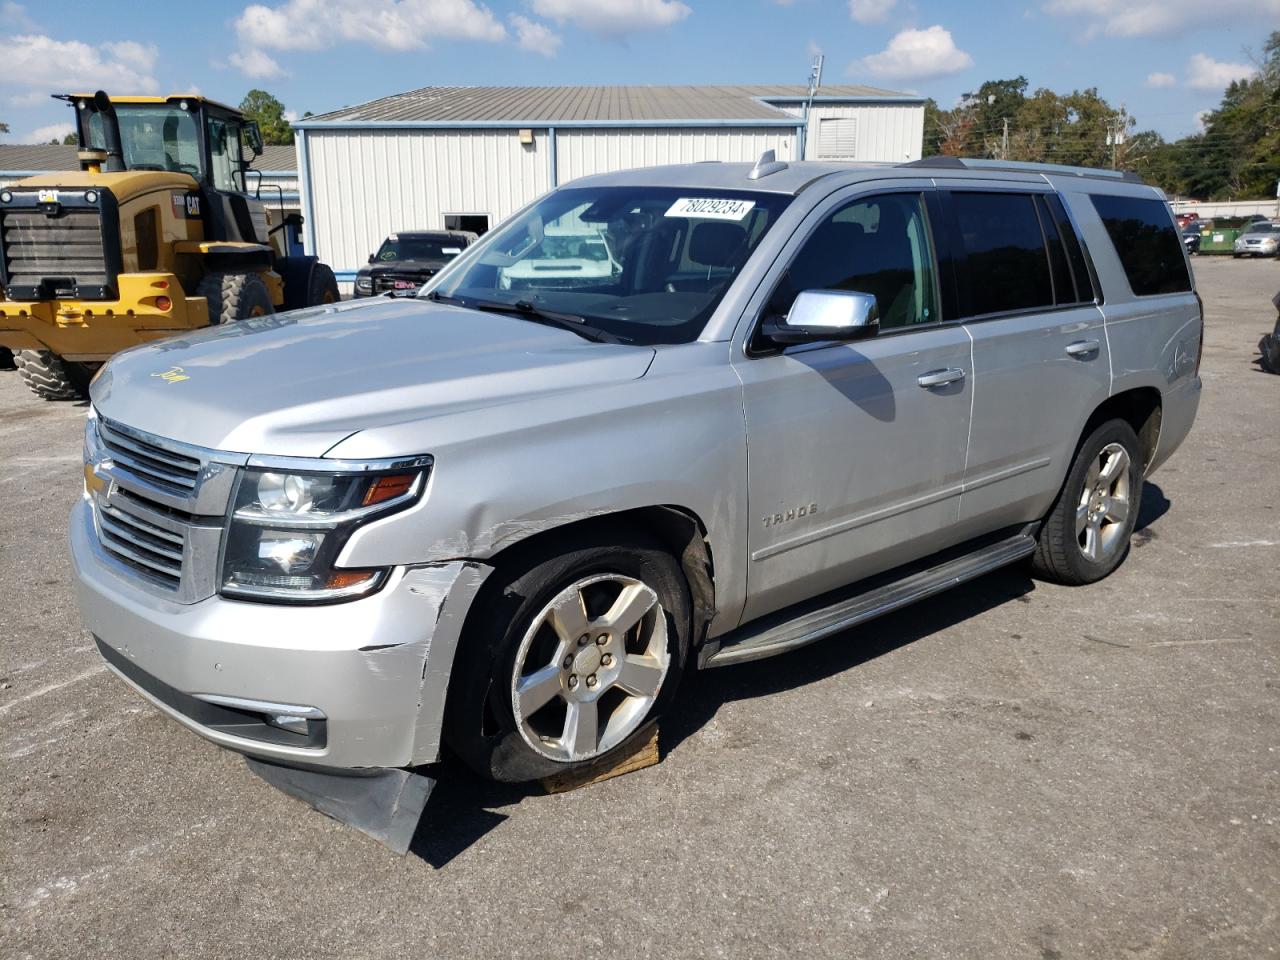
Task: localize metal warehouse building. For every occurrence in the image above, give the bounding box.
[294,84,925,286]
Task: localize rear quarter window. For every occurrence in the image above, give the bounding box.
[1089,194,1191,297]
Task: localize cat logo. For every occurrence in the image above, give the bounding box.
[151,366,190,384]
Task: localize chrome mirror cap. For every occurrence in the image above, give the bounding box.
[765,289,880,345]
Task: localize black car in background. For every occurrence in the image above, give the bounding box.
[354,230,478,297]
[1181,222,1201,255]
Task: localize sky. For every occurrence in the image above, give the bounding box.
[0,0,1273,145]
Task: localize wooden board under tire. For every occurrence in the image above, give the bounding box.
[540,723,660,794]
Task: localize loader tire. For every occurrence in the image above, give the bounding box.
[307,262,340,306]
[196,272,275,326]
[14,350,95,401]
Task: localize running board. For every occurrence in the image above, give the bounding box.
[705,533,1036,667]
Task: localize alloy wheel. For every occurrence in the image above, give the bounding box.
[1076,442,1132,563]
[511,573,670,763]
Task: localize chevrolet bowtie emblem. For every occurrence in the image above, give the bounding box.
[83,462,109,497]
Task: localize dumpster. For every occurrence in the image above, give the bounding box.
[1199,227,1241,254]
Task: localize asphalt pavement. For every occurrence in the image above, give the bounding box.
[1,257,1277,959]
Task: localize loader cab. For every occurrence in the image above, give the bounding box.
[69,94,269,246]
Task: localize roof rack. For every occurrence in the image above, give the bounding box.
[748,149,789,180]
[901,156,1144,184]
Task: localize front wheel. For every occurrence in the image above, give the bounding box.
[1031,419,1143,585]
[196,272,275,325]
[445,535,691,783]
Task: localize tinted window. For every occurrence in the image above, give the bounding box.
[1045,194,1096,303]
[1090,194,1191,296]
[375,237,465,262]
[769,192,938,330]
[952,192,1054,316]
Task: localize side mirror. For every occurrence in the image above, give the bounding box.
[763,289,879,345]
[244,121,265,157]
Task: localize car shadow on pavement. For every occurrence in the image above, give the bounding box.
[411,482,1171,868]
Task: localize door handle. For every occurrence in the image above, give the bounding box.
[917,367,966,388]
[1065,339,1101,357]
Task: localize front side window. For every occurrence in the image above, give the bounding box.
[434,186,792,345]
[952,192,1054,316]
[206,116,244,193]
[767,192,938,331]
[1089,194,1192,297]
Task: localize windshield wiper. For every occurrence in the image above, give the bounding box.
[464,298,628,344]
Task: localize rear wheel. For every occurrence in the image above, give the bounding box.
[445,534,691,783]
[306,263,339,306]
[1031,419,1143,585]
[196,272,275,325]
[14,350,95,401]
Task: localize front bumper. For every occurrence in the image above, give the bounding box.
[0,272,207,360]
[71,498,490,770]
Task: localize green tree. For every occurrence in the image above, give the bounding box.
[239,89,293,145]
[0,120,9,135]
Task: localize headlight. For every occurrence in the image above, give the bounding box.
[355,275,373,292]
[220,457,431,604]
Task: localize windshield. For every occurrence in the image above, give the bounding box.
[374,236,465,262]
[84,105,202,176]
[1244,222,1279,235]
[431,186,792,345]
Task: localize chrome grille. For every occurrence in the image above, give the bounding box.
[86,414,243,603]
[97,495,185,588]
[99,417,202,492]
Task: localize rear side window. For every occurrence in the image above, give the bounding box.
[1044,194,1096,303]
[951,192,1054,316]
[1089,194,1191,297]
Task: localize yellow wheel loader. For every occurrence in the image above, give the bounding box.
[0,91,340,400]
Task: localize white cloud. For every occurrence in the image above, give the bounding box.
[234,0,507,54]
[848,0,896,23]
[1192,109,1211,132]
[530,0,691,36]
[1145,71,1176,88]
[229,47,287,79]
[1043,0,1280,37]
[0,1,36,31]
[21,122,74,144]
[852,25,973,81]
[0,34,160,99]
[1185,52,1256,92]
[510,14,561,56]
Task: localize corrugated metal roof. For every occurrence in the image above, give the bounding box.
[0,143,298,172]
[304,84,917,125]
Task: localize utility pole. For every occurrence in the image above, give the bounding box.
[800,53,824,160]
[1001,117,1009,160]
[1107,105,1127,170]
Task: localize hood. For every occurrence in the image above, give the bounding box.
[91,298,655,457]
[363,258,454,276]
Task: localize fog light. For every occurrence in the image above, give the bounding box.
[85,190,98,203]
[0,191,11,203]
[155,295,172,312]
[267,714,310,735]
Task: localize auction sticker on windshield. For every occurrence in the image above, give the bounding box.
[665,197,756,221]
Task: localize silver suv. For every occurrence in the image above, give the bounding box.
[73,156,1202,788]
